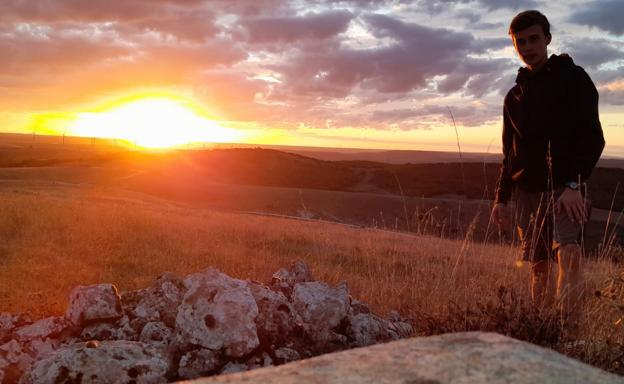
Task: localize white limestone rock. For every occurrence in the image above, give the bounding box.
[349,300,371,316]
[122,272,186,329]
[139,321,172,352]
[388,321,413,339]
[220,362,248,375]
[21,340,168,384]
[269,261,314,296]
[0,339,33,382]
[80,315,137,342]
[176,268,259,357]
[292,281,350,343]
[274,347,301,364]
[178,348,221,379]
[65,284,123,326]
[0,313,31,343]
[248,282,302,347]
[14,316,72,342]
[348,313,392,347]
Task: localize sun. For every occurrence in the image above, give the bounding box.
[70,96,241,148]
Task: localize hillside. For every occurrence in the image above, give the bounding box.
[1,140,623,250]
[0,183,622,375]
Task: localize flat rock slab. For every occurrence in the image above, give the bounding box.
[188,332,623,384]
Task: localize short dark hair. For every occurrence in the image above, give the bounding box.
[509,10,550,37]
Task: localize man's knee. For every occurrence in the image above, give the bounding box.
[558,244,581,270]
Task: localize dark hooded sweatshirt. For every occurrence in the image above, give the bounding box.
[495,54,605,205]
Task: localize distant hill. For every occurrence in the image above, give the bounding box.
[1,132,623,210]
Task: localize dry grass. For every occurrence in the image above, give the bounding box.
[1,184,623,374]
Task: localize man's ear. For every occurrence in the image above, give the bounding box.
[545,33,552,45]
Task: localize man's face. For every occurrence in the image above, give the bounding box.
[511,24,551,70]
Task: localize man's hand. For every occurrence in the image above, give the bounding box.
[557,188,587,223]
[492,203,510,228]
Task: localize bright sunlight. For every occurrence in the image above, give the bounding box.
[70,97,241,148]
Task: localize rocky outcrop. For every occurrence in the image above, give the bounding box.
[292,281,350,344]
[192,332,624,384]
[0,261,413,383]
[175,268,259,358]
[66,284,123,326]
[21,341,169,384]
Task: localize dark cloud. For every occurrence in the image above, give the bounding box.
[0,0,205,23]
[367,103,500,128]
[0,0,221,42]
[0,25,131,79]
[602,89,624,105]
[268,14,511,103]
[417,0,540,13]
[562,38,624,69]
[476,0,540,10]
[240,10,354,43]
[569,0,624,36]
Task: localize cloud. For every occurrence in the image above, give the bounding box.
[192,70,273,119]
[562,38,624,69]
[366,102,500,128]
[240,10,354,43]
[0,19,247,110]
[598,79,624,106]
[0,0,221,42]
[268,13,511,103]
[475,0,540,10]
[416,0,539,13]
[569,0,624,36]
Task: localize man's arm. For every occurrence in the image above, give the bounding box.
[565,67,605,183]
[557,67,605,223]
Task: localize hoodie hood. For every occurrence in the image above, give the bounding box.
[515,53,575,85]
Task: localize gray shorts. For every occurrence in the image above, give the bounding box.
[514,186,588,263]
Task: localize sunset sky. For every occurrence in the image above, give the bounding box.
[1,0,623,154]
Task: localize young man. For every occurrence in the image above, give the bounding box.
[492,10,605,327]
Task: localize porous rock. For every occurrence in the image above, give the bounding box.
[139,321,173,351]
[292,281,349,343]
[269,261,314,297]
[22,340,168,384]
[80,315,137,342]
[348,313,393,347]
[388,320,413,339]
[176,268,259,357]
[0,339,33,382]
[3,261,417,383]
[122,272,186,329]
[349,300,371,316]
[248,282,302,347]
[178,348,221,380]
[0,313,32,344]
[220,362,248,375]
[14,316,73,342]
[274,347,300,364]
[66,284,123,326]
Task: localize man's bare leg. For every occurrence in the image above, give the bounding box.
[557,244,583,328]
[530,260,552,309]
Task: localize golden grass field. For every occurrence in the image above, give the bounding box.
[1,179,623,374]
[1,135,624,374]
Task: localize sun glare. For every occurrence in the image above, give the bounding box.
[70,97,241,148]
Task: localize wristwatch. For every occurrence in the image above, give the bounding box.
[565,181,579,190]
